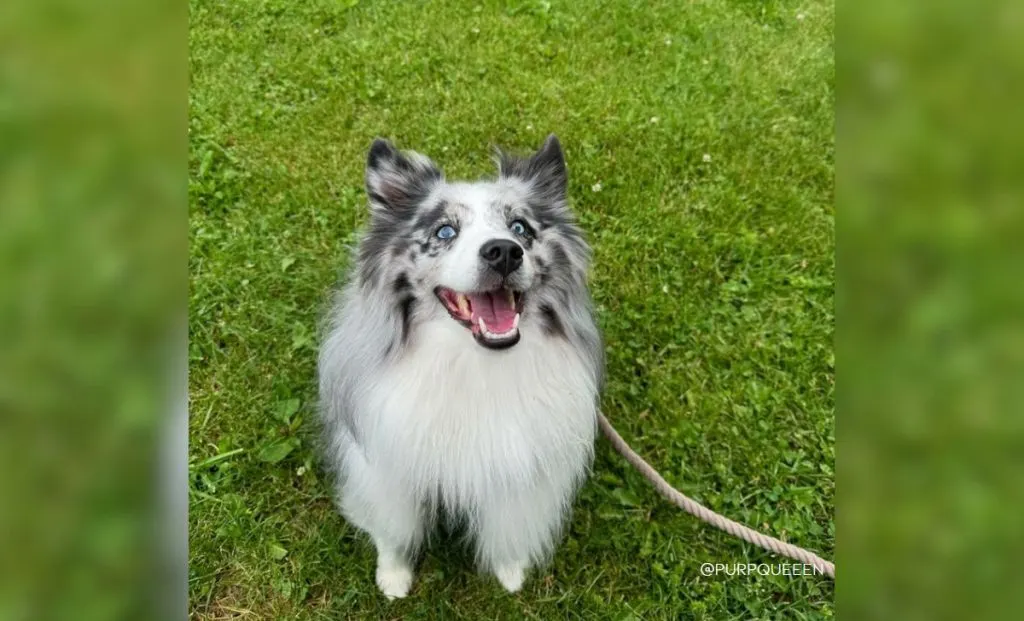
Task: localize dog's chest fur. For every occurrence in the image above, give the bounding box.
[358,319,598,508]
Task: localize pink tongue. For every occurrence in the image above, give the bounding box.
[468,291,517,333]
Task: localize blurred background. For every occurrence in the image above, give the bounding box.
[0,0,1021,619]
[1,0,185,620]
[839,0,1024,619]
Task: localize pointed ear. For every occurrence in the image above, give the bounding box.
[498,134,567,201]
[365,138,442,211]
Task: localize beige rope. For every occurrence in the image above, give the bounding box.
[598,412,835,579]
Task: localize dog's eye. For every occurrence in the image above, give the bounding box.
[436,224,458,240]
[509,220,529,237]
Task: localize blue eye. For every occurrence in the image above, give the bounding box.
[509,220,529,236]
[436,224,458,240]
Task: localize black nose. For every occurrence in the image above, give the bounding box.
[479,239,524,276]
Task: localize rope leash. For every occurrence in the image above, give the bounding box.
[598,412,835,579]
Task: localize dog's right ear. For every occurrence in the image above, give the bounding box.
[497,134,568,204]
[365,138,442,213]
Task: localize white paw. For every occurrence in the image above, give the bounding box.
[495,564,526,593]
[376,564,413,600]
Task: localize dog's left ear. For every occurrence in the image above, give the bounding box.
[498,134,568,202]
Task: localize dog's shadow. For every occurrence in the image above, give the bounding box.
[411,520,503,596]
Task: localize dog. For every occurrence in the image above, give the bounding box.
[317,135,603,598]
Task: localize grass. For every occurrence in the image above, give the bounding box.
[188,0,834,618]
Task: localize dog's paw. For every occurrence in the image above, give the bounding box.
[495,564,526,593]
[376,564,413,600]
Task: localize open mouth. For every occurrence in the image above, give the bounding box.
[434,286,524,349]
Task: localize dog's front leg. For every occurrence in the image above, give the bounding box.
[371,532,417,600]
[474,477,574,593]
[336,454,425,599]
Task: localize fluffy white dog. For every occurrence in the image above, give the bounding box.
[318,135,603,598]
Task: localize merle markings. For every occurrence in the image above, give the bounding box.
[393,273,411,293]
[398,296,416,344]
[539,304,567,339]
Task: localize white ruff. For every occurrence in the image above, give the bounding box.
[330,318,597,579]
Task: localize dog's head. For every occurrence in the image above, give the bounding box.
[357,135,591,350]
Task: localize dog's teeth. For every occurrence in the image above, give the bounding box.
[457,294,469,316]
[478,317,487,335]
[507,290,515,307]
[513,313,520,330]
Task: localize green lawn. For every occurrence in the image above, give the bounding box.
[188,0,834,618]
